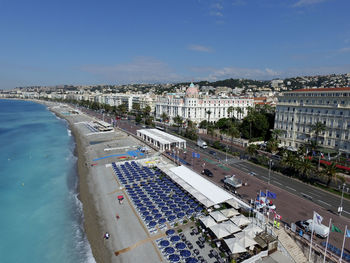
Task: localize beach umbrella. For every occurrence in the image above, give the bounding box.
[160,240,170,247]
[174,208,181,213]
[139,207,147,212]
[209,224,231,239]
[170,235,180,242]
[177,212,185,218]
[175,242,186,250]
[185,257,198,263]
[158,218,166,224]
[145,216,153,221]
[186,209,194,215]
[224,238,247,254]
[142,211,150,216]
[154,213,162,219]
[209,211,228,223]
[199,216,217,228]
[230,215,250,227]
[166,229,175,236]
[148,221,156,228]
[164,247,175,254]
[168,254,180,262]
[168,215,176,221]
[181,205,190,210]
[165,211,172,216]
[180,250,191,258]
[152,209,159,214]
[221,208,240,218]
[161,206,169,211]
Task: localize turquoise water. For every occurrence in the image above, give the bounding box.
[0,100,95,263]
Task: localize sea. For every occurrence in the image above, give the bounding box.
[0,99,95,263]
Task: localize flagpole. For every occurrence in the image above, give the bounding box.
[309,211,315,262]
[340,225,347,263]
[323,218,332,263]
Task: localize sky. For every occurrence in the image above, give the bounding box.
[0,0,350,89]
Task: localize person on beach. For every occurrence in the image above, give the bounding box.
[116,213,120,220]
[104,232,110,240]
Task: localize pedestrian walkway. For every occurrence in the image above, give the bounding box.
[275,228,308,263]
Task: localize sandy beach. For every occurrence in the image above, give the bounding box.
[45,101,167,263]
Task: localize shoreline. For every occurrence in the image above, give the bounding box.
[41,101,111,263]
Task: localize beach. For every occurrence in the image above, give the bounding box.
[46,101,165,263]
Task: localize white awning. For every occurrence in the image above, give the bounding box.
[199,216,217,228]
[170,166,234,207]
[210,211,228,222]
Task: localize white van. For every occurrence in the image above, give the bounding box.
[304,219,329,238]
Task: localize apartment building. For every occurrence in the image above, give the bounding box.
[274,87,350,154]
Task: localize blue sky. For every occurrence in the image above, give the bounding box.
[0,0,350,89]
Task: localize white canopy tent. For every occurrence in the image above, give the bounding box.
[230,215,251,227]
[199,216,217,228]
[243,224,263,239]
[170,166,234,208]
[221,208,240,218]
[209,224,232,239]
[224,238,247,254]
[234,232,258,248]
[210,211,228,223]
[220,221,241,235]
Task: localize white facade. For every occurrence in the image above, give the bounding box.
[155,83,254,124]
[274,87,350,154]
[137,129,186,151]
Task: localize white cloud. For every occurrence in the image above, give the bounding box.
[210,10,223,17]
[81,57,182,84]
[205,66,280,80]
[293,0,327,7]
[188,44,213,52]
[339,47,350,53]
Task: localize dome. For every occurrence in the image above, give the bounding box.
[185,82,198,98]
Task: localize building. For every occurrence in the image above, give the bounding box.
[155,83,254,124]
[274,87,350,154]
[137,129,186,151]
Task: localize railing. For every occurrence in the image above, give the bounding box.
[241,250,268,263]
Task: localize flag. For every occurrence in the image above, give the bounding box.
[313,212,323,225]
[346,229,350,238]
[331,224,342,233]
[267,191,277,199]
[260,191,266,197]
[192,152,200,158]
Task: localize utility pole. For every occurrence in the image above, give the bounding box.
[338,183,346,216]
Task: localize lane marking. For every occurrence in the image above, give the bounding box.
[301,192,313,200]
[286,186,296,192]
[318,200,331,206]
[261,176,268,180]
[273,181,282,186]
[343,210,350,215]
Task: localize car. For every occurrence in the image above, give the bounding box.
[209,150,217,156]
[202,169,213,177]
[248,172,257,176]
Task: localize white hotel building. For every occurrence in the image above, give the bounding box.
[155,83,254,124]
[274,87,350,154]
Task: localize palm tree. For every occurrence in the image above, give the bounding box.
[236,107,243,120]
[310,121,327,146]
[281,150,298,172]
[161,112,168,129]
[322,162,338,186]
[296,158,314,181]
[246,144,258,157]
[228,124,240,152]
[206,110,212,134]
[173,115,183,133]
[271,129,282,141]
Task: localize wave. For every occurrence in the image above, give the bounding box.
[67,128,72,137]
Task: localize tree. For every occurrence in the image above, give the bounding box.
[161,112,169,123]
[132,103,141,114]
[296,158,314,181]
[322,162,338,186]
[227,106,234,119]
[207,126,215,138]
[247,144,258,157]
[199,120,208,129]
[310,121,327,146]
[227,124,240,152]
[173,115,183,133]
[206,110,212,134]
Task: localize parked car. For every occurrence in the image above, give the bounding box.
[297,219,329,238]
[202,169,213,177]
[248,172,257,176]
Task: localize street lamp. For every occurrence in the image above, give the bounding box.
[338,183,346,216]
[268,159,273,185]
[225,145,228,163]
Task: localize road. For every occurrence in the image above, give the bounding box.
[77,110,350,249]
